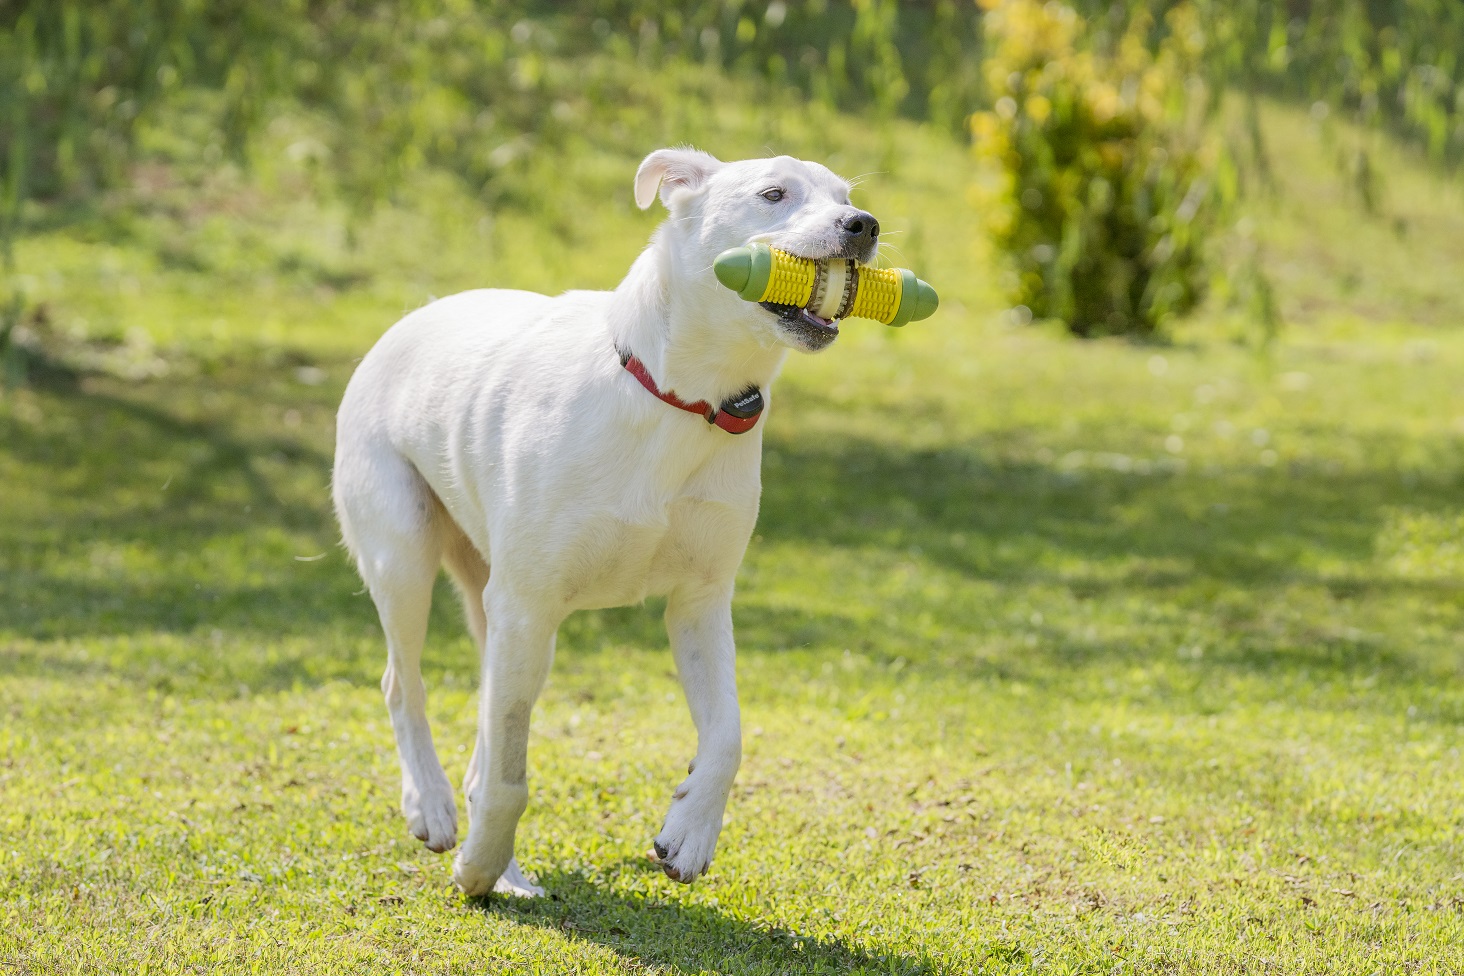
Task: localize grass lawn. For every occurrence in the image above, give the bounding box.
[2,98,1463,973]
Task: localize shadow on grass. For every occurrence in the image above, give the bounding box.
[472,866,935,976]
[2,354,1460,698]
[758,433,1463,591]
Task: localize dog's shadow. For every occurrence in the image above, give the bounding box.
[469,862,937,975]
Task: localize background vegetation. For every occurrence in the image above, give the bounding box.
[2,1,1462,973]
[973,0,1222,337]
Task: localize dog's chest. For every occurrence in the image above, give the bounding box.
[556,496,749,610]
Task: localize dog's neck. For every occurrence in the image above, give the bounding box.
[608,229,788,406]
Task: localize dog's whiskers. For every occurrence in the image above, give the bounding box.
[873,244,907,268]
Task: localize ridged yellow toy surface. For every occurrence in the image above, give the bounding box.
[850,265,903,324]
[761,251,817,307]
[712,243,939,327]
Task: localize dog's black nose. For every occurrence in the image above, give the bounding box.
[838,210,880,250]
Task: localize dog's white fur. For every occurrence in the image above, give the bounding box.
[332,148,874,897]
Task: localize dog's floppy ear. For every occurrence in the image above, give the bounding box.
[634,147,723,210]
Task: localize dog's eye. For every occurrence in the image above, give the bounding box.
[761,188,785,203]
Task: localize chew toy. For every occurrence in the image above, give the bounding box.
[713,243,939,327]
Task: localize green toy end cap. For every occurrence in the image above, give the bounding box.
[888,269,919,327]
[912,278,939,321]
[887,272,938,327]
[714,247,754,294]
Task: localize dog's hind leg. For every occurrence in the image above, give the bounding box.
[336,450,458,853]
[452,578,558,898]
[442,523,490,654]
[441,524,490,820]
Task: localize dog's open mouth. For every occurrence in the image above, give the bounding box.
[759,302,840,349]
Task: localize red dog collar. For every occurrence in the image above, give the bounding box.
[621,353,763,434]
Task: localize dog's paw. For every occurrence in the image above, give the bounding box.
[402,782,458,853]
[652,801,723,884]
[451,849,502,898]
[492,858,545,898]
[451,825,516,897]
[453,848,542,898]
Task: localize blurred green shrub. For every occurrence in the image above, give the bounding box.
[971,0,1226,338]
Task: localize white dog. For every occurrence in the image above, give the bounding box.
[332,148,880,897]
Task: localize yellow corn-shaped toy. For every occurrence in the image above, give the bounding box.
[713,243,938,327]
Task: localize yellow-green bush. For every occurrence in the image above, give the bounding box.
[971,0,1225,338]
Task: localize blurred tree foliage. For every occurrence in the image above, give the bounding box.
[1170,0,1464,164]
[0,1,982,229]
[1067,0,1464,215]
[972,0,1225,338]
[5,1,1460,228]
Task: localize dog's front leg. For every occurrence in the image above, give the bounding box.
[655,583,742,883]
[452,582,557,898]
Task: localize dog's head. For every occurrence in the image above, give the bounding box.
[635,148,879,353]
